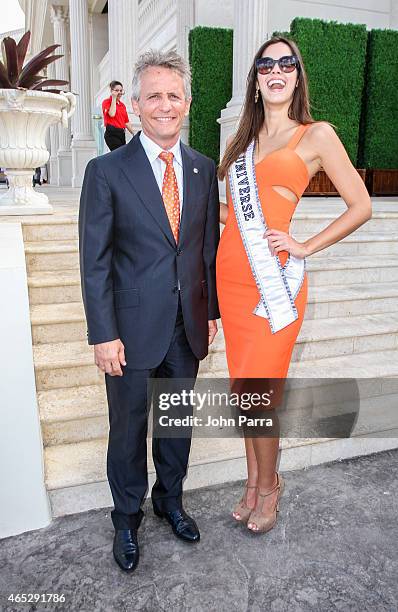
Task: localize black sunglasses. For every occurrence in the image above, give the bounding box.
[256,55,300,75]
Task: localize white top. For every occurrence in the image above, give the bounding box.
[139,130,184,215]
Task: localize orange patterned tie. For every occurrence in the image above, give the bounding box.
[159,151,180,243]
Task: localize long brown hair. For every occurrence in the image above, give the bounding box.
[218,36,315,180]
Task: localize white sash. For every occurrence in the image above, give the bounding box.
[228,140,306,334]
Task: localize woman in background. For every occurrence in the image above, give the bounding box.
[216,36,371,534]
[102,80,134,151]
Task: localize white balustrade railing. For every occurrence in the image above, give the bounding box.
[98,51,110,92]
[138,0,177,50]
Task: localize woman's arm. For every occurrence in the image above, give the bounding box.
[125,122,134,135]
[220,138,233,225]
[302,122,372,257]
[220,202,228,225]
[265,122,372,259]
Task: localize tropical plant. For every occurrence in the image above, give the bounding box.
[0,30,68,93]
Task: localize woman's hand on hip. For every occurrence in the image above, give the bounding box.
[263,228,308,259]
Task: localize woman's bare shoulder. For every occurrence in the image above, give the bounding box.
[306,121,337,140]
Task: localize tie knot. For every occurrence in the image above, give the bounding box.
[159,151,174,165]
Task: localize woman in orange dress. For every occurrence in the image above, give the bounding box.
[216,36,372,533]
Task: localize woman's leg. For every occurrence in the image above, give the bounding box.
[248,435,280,531]
[232,437,258,519]
[251,436,279,491]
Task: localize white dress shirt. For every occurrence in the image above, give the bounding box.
[139,131,184,216]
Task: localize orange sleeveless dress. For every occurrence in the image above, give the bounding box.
[216,124,311,378]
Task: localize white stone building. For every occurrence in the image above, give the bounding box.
[18,0,398,188]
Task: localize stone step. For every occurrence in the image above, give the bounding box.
[28,270,81,304]
[24,240,79,272]
[297,198,398,212]
[26,255,398,303]
[24,231,398,275]
[38,385,108,446]
[38,384,108,423]
[22,216,79,242]
[39,373,398,447]
[44,391,398,494]
[44,435,248,491]
[32,313,398,391]
[306,255,398,285]
[18,202,398,242]
[288,347,398,378]
[294,312,398,361]
[293,232,398,257]
[29,282,398,345]
[306,282,398,319]
[30,302,86,344]
[291,210,398,234]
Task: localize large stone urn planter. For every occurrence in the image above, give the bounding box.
[0,89,76,215]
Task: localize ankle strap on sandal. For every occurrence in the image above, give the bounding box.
[257,474,281,498]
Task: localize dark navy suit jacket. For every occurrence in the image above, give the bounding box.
[78,132,220,369]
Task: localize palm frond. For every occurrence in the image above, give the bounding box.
[2,37,18,85]
[16,31,31,73]
[0,33,68,93]
[18,55,63,88]
[18,44,60,85]
[0,59,12,87]
[32,79,68,90]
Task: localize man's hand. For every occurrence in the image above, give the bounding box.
[208,320,218,345]
[94,339,126,376]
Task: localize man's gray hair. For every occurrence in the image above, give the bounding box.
[131,49,192,100]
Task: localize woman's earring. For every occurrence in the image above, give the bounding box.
[295,80,299,88]
[255,85,260,103]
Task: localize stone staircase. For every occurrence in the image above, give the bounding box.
[20,197,398,517]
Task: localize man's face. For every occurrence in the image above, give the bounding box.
[132,66,191,147]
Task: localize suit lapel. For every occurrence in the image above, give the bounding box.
[120,133,176,247]
[179,142,197,247]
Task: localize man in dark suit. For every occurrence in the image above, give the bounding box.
[79,50,220,573]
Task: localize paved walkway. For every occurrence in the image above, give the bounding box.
[1,449,397,612]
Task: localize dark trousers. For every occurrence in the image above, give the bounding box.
[104,125,126,151]
[105,299,199,530]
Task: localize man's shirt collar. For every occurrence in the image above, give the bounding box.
[140,130,182,167]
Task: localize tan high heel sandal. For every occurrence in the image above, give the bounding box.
[232,482,258,523]
[247,473,284,533]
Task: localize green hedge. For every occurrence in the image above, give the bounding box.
[289,17,368,165]
[359,29,398,168]
[189,26,233,163]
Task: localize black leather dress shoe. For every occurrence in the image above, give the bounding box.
[153,505,200,543]
[113,528,140,572]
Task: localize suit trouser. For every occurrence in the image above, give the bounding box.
[104,299,199,529]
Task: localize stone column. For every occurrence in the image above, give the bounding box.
[69,0,97,187]
[391,0,398,29]
[108,0,138,134]
[47,61,59,185]
[50,5,72,186]
[218,0,269,196]
[176,0,195,144]
[177,0,195,62]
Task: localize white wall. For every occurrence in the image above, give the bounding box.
[269,0,392,34]
[195,0,233,28]
[193,0,392,36]
[0,224,51,538]
[91,13,109,109]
